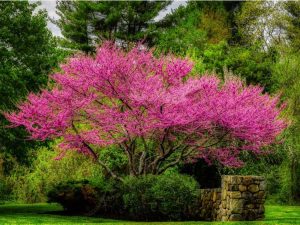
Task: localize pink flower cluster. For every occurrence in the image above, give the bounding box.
[6,43,288,167]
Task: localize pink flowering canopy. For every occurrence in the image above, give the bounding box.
[6,43,287,178]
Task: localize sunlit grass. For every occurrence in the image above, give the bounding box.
[0,203,299,224]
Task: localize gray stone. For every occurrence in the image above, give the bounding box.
[242,191,252,199]
[258,205,265,214]
[229,199,244,211]
[212,191,218,202]
[199,175,266,221]
[247,209,259,220]
[231,207,243,214]
[239,184,247,192]
[248,184,260,193]
[222,201,226,208]
[229,214,242,221]
[229,191,242,199]
[255,198,265,204]
[246,204,255,209]
[257,190,265,199]
[229,184,239,191]
[221,216,228,221]
[243,177,253,185]
[259,181,266,190]
[222,189,227,200]
[236,176,242,184]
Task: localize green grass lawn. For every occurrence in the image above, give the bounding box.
[0,203,299,224]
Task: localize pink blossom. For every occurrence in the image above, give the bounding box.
[5,43,288,171]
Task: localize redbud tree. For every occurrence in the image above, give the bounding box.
[6,43,287,181]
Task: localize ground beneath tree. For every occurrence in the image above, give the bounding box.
[0,203,299,224]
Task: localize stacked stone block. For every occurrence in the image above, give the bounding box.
[218,175,266,221]
[199,188,221,221]
[198,175,266,221]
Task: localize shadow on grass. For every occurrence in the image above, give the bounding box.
[0,203,300,224]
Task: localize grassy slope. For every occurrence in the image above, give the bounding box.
[0,203,299,224]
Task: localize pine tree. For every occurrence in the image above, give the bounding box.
[55,1,94,53]
[55,1,171,53]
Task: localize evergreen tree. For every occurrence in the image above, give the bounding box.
[0,1,61,168]
[55,1,171,53]
[55,1,94,53]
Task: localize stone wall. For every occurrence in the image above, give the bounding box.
[199,175,266,221]
[199,188,221,221]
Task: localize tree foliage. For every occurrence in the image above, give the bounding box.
[6,44,287,180]
[235,1,286,48]
[283,1,300,52]
[0,1,61,166]
[271,48,300,203]
[154,2,234,55]
[55,1,171,53]
[152,1,277,92]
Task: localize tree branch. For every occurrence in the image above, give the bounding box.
[138,151,147,175]
[157,145,189,175]
[137,136,148,175]
[97,158,124,182]
[71,122,124,182]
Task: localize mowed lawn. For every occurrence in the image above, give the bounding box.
[0,203,299,225]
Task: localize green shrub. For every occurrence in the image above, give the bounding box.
[122,173,200,221]
[0,180,10,203]
[47,179,124,216]
[47,180,98,213]
[48,180,90,213]
[7,146,103,203]
[48,173,200,221]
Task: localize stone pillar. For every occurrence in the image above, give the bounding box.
[218,175,266,221]
[199,188,221,221]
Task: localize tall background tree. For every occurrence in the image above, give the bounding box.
[0,1,62,170]
[153,1,238,54]
[284,1,300,52]
[268,1,300,203]
[55,0,171,53]
[152,1,277,92]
